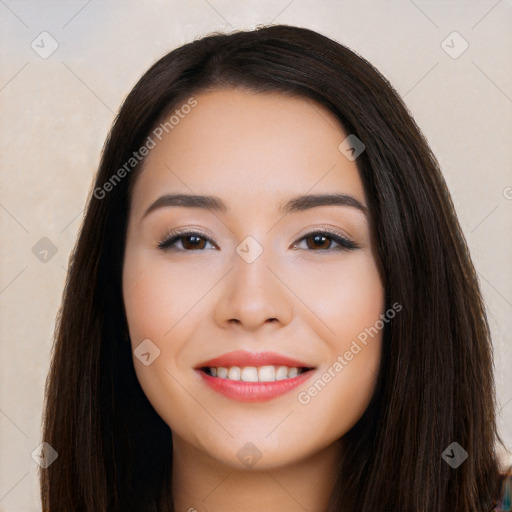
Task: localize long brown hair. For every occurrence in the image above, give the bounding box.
[40,24,507,511]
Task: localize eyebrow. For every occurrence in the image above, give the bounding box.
[140,193,368,221]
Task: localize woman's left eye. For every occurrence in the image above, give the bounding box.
[157,230,359,252]
[293,231,359,251]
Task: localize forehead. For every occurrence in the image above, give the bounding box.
[130,88,366,217]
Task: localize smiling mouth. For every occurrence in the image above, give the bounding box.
[199,365,314,382]
[194,350,317,401]
[196,364,316,402]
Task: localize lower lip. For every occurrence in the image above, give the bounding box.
[196,370,315,402]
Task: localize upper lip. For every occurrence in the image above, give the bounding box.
[195,350,315,369]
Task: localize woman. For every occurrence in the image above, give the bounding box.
[40,24,511,511]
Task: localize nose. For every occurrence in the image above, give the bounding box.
[213,245,294,333]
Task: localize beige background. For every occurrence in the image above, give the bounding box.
[1,1,511,510]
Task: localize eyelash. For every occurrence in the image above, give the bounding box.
[157,228,360,252]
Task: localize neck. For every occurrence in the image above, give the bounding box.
[171,437,342,512]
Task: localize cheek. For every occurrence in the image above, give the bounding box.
[291,252,384,426]
[334,255,385,343]
[122,251,205,344]
[122,250,218,400]
[289,251,385,343]
[296,343,381,445]
[122,253,199,424]
[123,269,168,341]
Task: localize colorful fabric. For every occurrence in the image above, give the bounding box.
[495,465,512,511]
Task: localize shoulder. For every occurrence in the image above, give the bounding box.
[495,464,512,511]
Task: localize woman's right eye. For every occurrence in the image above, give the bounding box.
[158,231,217,251]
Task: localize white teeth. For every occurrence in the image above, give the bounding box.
[276,366,288,380]
[217,367,228,378]
[228,366,241,380]
[241,367,259,382]
[288,367,299,378]
[206,365,307,382]
[258,365,275,382]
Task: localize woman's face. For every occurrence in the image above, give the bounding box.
[122,88,385,470]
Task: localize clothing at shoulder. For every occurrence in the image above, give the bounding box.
[495,465,512,511]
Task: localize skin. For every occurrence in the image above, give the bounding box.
[122,88,385,511]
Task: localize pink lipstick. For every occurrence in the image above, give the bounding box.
[195,350,316,402]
